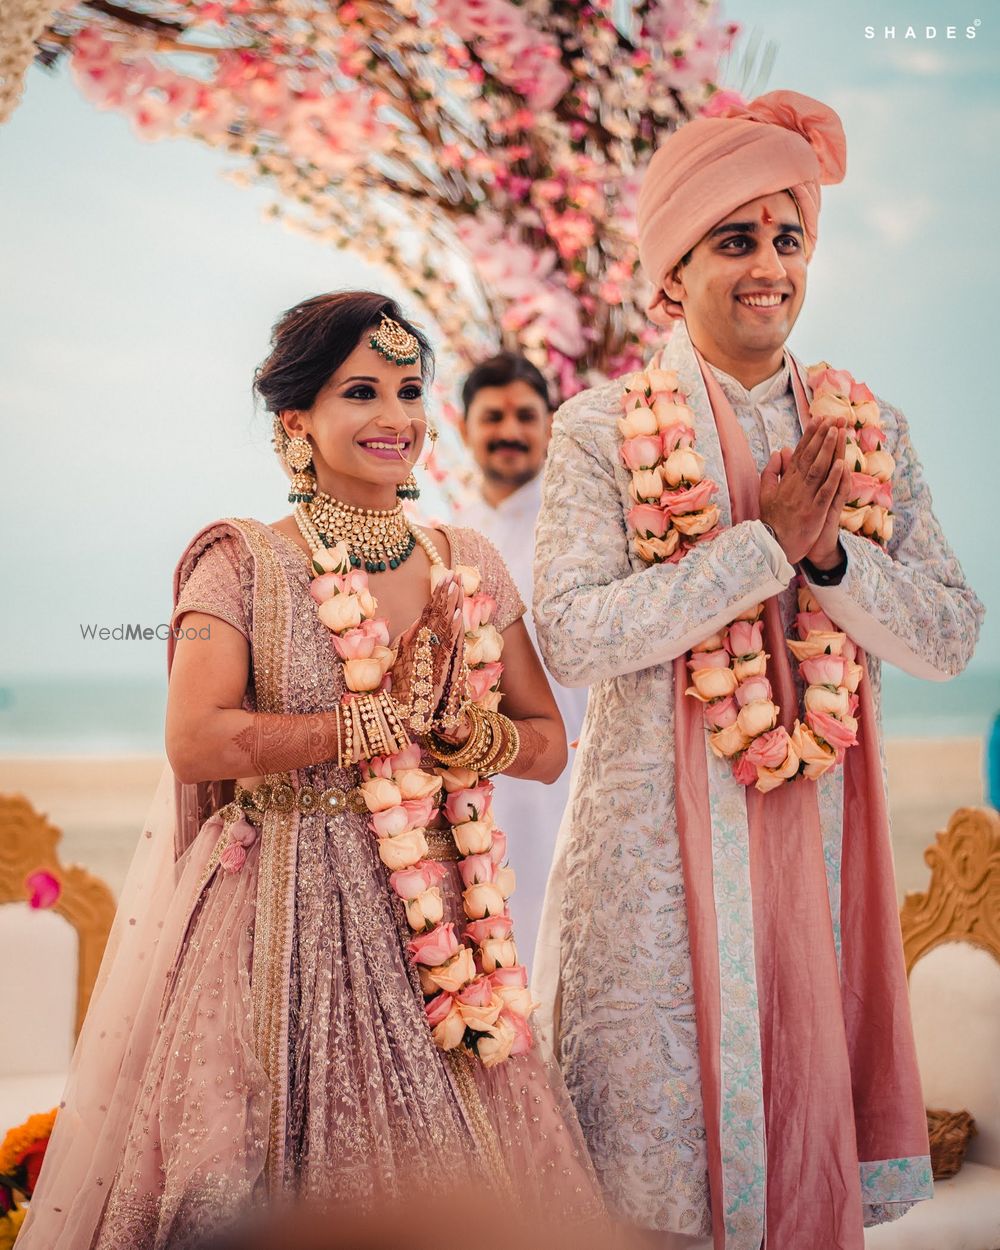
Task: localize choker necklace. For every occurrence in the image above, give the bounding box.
[298,493,416,573]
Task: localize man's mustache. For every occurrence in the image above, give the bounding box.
[487,439,531,454]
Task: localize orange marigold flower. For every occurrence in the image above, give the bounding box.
[0,1109,57,1175]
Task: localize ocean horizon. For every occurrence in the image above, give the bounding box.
[1,667,997,754]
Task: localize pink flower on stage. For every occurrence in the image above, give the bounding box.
[332,628,377,661]
[735,676,772,707]
[502,1008,534,1055]
[466,663,504,704]
[745,727,793,771]
[370,806,410,839]
[424,991,455,1027]
[688,647,731,670]
[859,426,887,454]
[408,922,461,966]
[489,828,508,866]
[389,861,448,900]
[463,593,497,632]
[795,610,836,639]
[25,870,60,909]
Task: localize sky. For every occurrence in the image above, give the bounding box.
[0,0,997,710]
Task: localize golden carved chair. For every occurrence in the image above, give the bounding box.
[0,793,116,1129]
[866,806,1000,1250]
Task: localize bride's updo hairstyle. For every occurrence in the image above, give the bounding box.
[254,291,435,413]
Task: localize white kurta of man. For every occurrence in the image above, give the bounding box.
[459,474,589,967]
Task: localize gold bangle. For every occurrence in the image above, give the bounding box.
[427,704,487,767]
[481,712,520,776]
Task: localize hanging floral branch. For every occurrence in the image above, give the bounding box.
[33,0,739,403]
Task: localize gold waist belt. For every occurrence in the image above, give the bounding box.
[231,782,461,862]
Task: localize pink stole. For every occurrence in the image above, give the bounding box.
[673,359,929,1249]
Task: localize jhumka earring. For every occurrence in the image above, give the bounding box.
[397,472,420,501]
[284,433,316,504]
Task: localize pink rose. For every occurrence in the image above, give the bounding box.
[503,1008,534,1056]
[424,991,455,1028]
[359,777,402,813]
[627,503,671,539]
[309,572,343,605]
[360,617,391,646]
[796,610,836,639]
[806,710,858,751]
[343,657,384,692]
[727,619,764,657]
[463,593,497,632]
[408,922,460,966]
[489,963,528,989]
[662,479,717,515]
[799,655,848,687]
[620,434,663,471]
[370,806,409,839]
[811,392,852,422]
[401,796,436,830]
[661,448,705,487]
[815,367,853,397]
[657,420,696,452]
[389,861,447,900]
[456,978,503,1033]
[745,726,793,770]
[735,676,772,707]
[444,785,493,825]
[458,852,496,888]
[850,380,875,405]
[703,696,738,730]
[732,754,759,786]
[489,828,508,866]
[332,628,377,661]
[465,915,514,945]
[688,647,731,670]
[467,663,503,703]
[858,426,886,454]
[389,743,423,771]
[220,841,247,874]
[850,473,879,507]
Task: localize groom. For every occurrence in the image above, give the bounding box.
[531,92,984,1250]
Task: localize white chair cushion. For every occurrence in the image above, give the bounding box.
[909,942,1000,1168]
[0,1073,67,1139]
[0,903,76,1075]
[864,1163,1000,1250]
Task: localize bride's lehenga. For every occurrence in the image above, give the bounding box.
[19,519,604,1250]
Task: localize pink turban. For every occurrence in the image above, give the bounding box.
[636,90,847,324]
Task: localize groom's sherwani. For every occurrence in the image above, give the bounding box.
[531,323,983,1238]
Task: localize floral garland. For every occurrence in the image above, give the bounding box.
[301,539,532,1067]
[0,1106,56,1235]
[620,363,893,793]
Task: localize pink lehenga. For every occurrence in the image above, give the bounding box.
[19,519,604,1250]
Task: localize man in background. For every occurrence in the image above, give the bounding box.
[457,352,588,966]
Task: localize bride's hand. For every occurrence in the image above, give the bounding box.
[391,574,464,732]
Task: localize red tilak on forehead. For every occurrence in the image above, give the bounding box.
[760,206,775,225]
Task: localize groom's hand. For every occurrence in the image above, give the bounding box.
[759,417,851,565]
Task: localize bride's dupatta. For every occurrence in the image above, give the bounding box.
[18,519,300,1248]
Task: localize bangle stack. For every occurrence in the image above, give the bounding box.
[428,704,521,777]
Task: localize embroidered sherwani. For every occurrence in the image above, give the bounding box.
[531,323,984,1236]
[458,476,589,965]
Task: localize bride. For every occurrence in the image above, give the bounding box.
[19,291,604,1248]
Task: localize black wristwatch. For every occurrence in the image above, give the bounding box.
[800,548,848,586]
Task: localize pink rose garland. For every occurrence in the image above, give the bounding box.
[301,540,530,1067]
[622,363,887,792]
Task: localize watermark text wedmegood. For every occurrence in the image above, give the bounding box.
[79,623,212,641]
